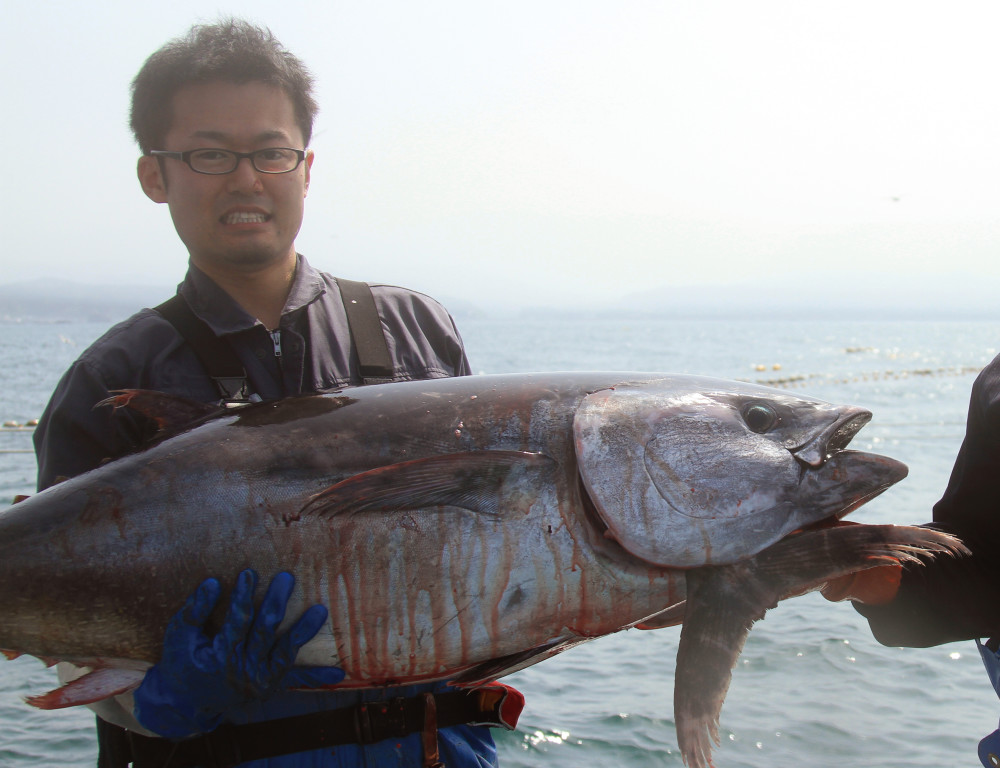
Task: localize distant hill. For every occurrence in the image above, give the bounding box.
[0,279,175,323]
[0,278,491,326]
[611,271,1000,321]
[0,278,498,326]
[2,271,997,324]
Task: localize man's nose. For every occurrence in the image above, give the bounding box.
[226,156,264,191]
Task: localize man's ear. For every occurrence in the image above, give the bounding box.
[303,150,314,196]
[137,155,168,203]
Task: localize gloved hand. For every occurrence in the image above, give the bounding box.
[821,563,902,605]
[134,569,344,739]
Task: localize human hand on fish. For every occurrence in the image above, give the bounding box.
[748,521,904,606]
[821,563,903,604]
[815,521,904,604]
[134,569,344,738]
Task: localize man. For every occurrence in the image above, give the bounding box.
[822,356,1000,765]
[821,357,1000,642]
[34,18,512,768]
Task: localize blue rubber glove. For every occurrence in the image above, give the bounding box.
[134,569,345,739]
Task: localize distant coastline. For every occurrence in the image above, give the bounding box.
[0,279,174,325]
[2,272,999,324]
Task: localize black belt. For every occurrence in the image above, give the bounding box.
[126,686,522,768]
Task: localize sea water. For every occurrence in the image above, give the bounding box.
[0,315,998,767]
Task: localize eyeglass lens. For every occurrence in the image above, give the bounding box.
[188,148,301,174]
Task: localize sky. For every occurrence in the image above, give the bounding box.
[3,1,1000,313]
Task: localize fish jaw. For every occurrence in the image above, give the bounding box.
[575,378,909,567]
[791,448,908,522]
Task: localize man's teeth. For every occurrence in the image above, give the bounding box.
[225,212,268,224]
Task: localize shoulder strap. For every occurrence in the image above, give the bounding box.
[337,278,395,385]
[153,295,251,404]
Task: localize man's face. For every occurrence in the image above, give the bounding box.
[138,81,313,274]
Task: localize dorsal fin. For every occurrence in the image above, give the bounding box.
[98,390,221,438]
[286,450,555,523]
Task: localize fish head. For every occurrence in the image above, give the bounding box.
[573,376,907,567]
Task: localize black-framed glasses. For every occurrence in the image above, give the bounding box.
[149,147,307,175]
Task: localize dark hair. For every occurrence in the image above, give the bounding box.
[130,18,318,154]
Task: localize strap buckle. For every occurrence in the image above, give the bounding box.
[421,692,444,768]
[352,697,408,744]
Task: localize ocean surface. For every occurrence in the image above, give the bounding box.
[1,315,999,767]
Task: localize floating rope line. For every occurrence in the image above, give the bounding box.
[0,422,37,453]
[753,365,984,389]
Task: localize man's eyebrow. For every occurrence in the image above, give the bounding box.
[190,129,294,143]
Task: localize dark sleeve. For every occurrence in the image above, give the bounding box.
[445,314,471,377]
[33,360,147,491]
[857,360,1000,646]
[374,287,472,379]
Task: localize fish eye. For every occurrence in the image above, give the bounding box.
[742,403,778,434]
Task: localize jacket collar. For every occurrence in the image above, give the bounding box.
[178,254,327,335]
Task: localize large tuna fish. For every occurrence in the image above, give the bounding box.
[0,373,964,766]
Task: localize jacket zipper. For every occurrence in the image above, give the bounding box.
[270,329,283,361]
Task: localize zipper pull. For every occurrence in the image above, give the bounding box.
[270,329,283,358]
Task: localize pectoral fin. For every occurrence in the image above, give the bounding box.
[673,524,967,768]
[289,450,555,521]
[450,639,568,686]
[636,601,686,630]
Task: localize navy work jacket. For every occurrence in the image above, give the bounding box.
[858,352,1000,647]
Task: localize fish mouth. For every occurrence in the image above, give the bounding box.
[795,448,909,526]
[792,408,871,468]
[791,403,907,525]
[786,404,907,526]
